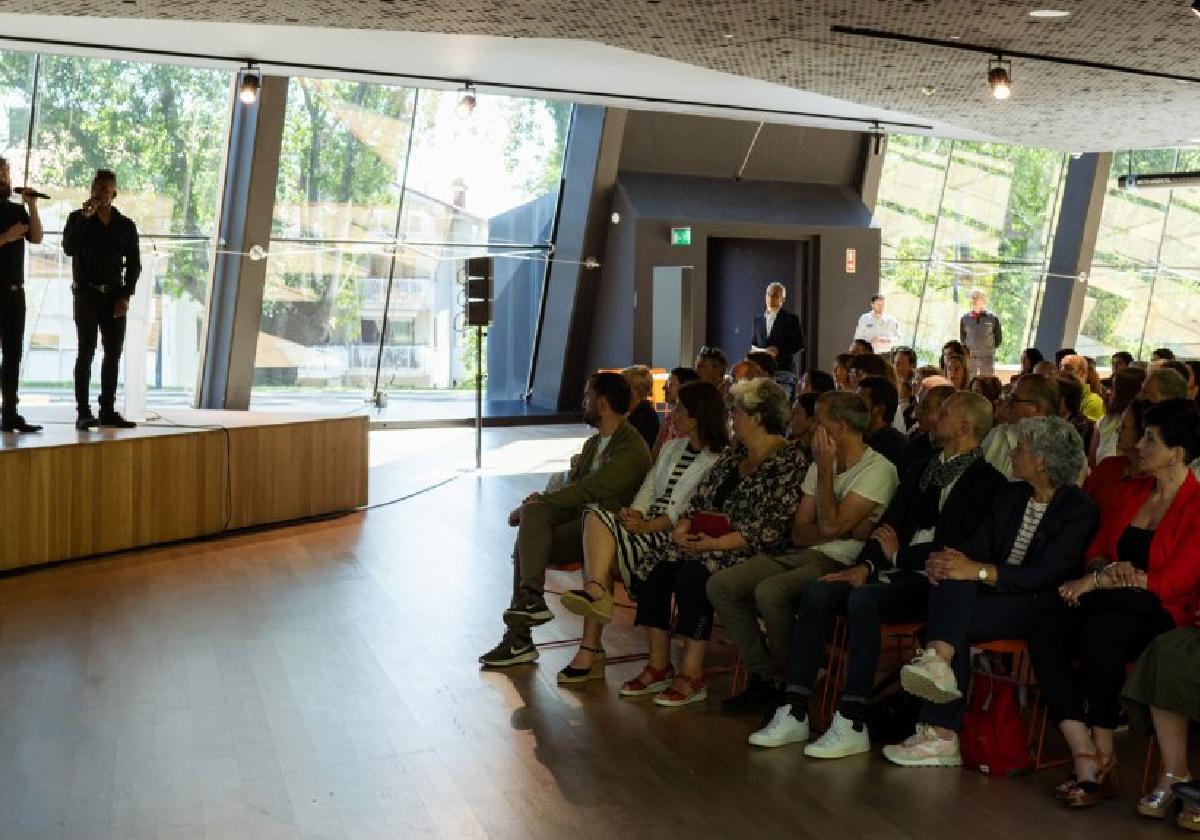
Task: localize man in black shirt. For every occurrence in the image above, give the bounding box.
[0,157,44,434]
[63,169,140,430]
[857,376,907,470]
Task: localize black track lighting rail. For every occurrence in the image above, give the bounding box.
[0,32,936,131]
[831,25,1200,86]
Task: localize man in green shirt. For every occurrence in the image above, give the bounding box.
[480,372,651,667]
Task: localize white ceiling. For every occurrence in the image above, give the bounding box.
[0,0,1199,151]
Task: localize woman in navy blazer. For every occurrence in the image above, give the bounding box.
[883,416,1099,768]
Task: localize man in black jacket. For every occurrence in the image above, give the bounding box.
[0,156,44,433]
[747,392,1005,755]
[63,169,141,430]
[858,376,906,470]
[752,282,804,374]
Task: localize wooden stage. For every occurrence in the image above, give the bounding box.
[0,409,368,572]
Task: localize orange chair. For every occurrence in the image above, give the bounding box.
[818,620,926,726]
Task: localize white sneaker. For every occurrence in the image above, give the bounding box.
[900,648,962,704]
[882,724,962,767]
[804,711,871,759]
[748,704,809,748]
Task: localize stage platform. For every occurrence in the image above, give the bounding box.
[0,408,368,573]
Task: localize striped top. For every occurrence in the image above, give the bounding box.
[647,445,700,518]
[1004,498,1049,566]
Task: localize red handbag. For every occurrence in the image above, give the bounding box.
[689,511,733,537]
[960,674,1032,777]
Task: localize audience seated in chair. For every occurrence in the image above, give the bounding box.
[857,375,907,470]
[1057,374,1096,464]
[1028,399,1200,809]
[1083,398,1153,519]
[1060,354,1105,423]
[556,381,729,686]
[620,378,806,707]
[892,347,918,432]
[1020,347,1045,376]
[788,392,819,462]
[979,373,1061,479]
[1122,624,1200,830]
[748,392,1006,756]
[798,369,836,396]
[833,354,854,391]
[694,346,728,391]
[943,354,970,391]
[882,416,1098,768]
[849,339,873,356]
[650,366,699,460]
[478,372,651,668]
[623,365,660,451]
[708,391,898,715]
[1140,367,1188,404]
[1093,367,1146,464]
[901,383,954,474]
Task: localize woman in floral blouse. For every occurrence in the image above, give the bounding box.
[619,377,808,707]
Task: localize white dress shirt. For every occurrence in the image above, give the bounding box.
[854,311,902,353]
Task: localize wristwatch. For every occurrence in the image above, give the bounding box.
[977,564,989,583]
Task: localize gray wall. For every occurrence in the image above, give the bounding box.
[618,111,862,185]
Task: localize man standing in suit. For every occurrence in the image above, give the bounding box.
[752,282,804,374]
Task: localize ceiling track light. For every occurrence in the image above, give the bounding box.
[988,56,1012,100]
[456,82,477,118]
[239,62,260,105]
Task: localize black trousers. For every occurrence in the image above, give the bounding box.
[635,560,713,641]
[0,288,23,416]
[919,580,1048,731]
[1028,593,1174,729]
[73,290,126,414]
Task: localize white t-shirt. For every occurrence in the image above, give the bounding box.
[591,436,612,473]
[800,448,899,564]
[854,311,902,353]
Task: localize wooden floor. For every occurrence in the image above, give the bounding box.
[0,425,1183,839]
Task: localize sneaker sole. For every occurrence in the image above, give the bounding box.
[748,731,809,748]
[618,679,673,697]
[900,666,962,705]
[558,592,613,625]
[479,650,540,667]
[882,749,962,768]
[653,688,708,707]
[804,741,871,759]
[503,609,554,628]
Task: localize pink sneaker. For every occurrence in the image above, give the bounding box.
[882,724,962,767]
[900,648,962,704]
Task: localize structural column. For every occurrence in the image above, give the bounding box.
[1033,152,1112,356]
[529,105,626,411]
[197,72,288,409]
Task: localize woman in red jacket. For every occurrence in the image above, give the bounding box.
[1028,398,1200,809]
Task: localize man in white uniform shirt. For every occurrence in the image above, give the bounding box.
[854,294,902,354]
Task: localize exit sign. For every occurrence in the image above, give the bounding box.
[670,227,692,246]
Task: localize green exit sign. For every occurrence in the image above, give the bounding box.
[670,226,692,246]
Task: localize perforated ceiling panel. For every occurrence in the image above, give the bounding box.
[3,0,1200,150]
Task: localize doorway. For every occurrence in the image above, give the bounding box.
[706,238,805,370]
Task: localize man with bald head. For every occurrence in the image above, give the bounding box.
[1059,354,1104,422]
[754,391,1007,754]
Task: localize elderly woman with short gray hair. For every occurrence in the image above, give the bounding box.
[883,416,1101,768]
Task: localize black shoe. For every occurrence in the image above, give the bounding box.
[98,411,137,429]
[503,592,554,628]
[721,673,783,714]
[1176,780,1200,807]
[0,414,42,433]
[76,412,99,431]
[479,636,539,667]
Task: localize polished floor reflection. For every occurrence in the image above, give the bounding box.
[0,426,1178,839]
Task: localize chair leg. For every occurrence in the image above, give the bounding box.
[1142,735,1160,796]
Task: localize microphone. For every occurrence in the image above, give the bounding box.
[13,187,51,199]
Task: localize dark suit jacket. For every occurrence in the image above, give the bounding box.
[957,482,1099,595]
[752,308,804,373]
[856,455,1007,576]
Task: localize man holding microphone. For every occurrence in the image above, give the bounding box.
[0,156,44,434]
[63,168,140,430]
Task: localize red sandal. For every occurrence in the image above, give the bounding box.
[653,674,708,707]
[619,664,675,697]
